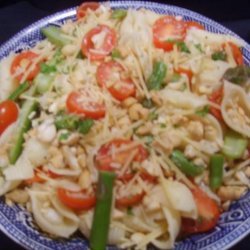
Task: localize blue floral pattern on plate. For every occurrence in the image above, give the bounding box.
[0,1,250,249]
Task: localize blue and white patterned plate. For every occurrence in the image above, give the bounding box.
[0,1,250,250]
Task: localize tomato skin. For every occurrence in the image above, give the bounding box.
[95,139,148,172]
[81,25,117,61]
[66,91,105,119]
[175,67,193,83]
[153,16,186,51]
[96,61,135,101]
[0,100,19,136]
[208,87,224,121]
[76,2,100,20]
[228,42,244,65]
[140,170,158,183]
[116,192,145,208]
[24,174,44,185]
[57,188,96,210]
[185,21,204,30]
[10,51,40,82]
[182,186,220,234]
[24,167,61,185]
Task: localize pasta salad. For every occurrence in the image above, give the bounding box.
[0,2,250,250]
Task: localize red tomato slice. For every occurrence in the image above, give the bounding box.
[208,87,224,121]
[153,16,186,51]
[95,139,148,172]
[175,67,193,83]
[97,61,135,101]
[228,42,244,65]
[116,192,145,208]
[185,21,205,30]
[66,91,105,119]
[0,100,19,136]
[76,2,100,20]
[10,51,40,82]
[182,186,220,234]
[57,188,96,210]
[81,25,116,61]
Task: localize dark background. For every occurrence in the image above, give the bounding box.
[0,0,249,249]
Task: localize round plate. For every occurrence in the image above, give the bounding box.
[0,1,250,250]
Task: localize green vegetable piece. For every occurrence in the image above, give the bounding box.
[55,112,79,131]
[111,9,127,20]
[78,119,94,135]
[90,171,116,250]
[40,63,57,74]
[180,83,187,91]
[176,41,190,53]
[223,65,250,85]
[211,51,227,61]
[171,150,204,177]
[195,43,203,53]
[127,206,134,216]
[209,154,224,191]
[148,111,158,121]
[34,73,55,94]
[8,82,29,101]
[144,135,154,145]
[59,132,70,141]
[195,105,210,117]
[111,49,122,59]
[147,61,167,90]
[141,98,154,109]
[41,26,70,47]
[9,100,38,164]
[222,132,248,159]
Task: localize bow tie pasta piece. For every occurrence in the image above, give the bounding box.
[29,192,79,238]
[160,88,208,109]
[161,179,198,219]
[221,82,250,137]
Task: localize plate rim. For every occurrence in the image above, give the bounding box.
[0,1,250,250]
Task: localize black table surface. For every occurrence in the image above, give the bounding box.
[0,0,249,249]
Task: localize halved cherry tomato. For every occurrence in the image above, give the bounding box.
[97,61,135,101]
[116,192,145,208]
[0,100,19,136]
[175,67,193,84]
[182,186,220,234]
[66,91,105,119]
[10,51,40,82]
[76,2,100,20]
[153,16,186,51]
[227,42,244,65]
[208,87,224,121]
[185,21,204,31]
[96,139,148,171]
[57,188,96,210]
[81,25,116,61]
